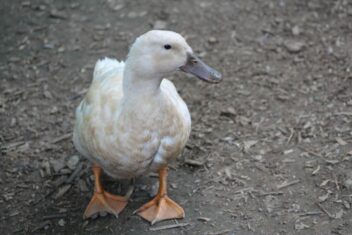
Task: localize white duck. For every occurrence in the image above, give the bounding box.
[73,30,221,224]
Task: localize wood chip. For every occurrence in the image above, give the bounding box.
[205,229,231,235]
[243,140,257,152]
[149,222,190,231]
[312,165,320,175]
[52,175,68,187]
[299,211,322,217]
[31,220,51,232]
[318,192,330,202]
[277,179,300,189]
[258,191,284,196]
[295,221,310,230]
[298,147,323,158]
[336,137,347,146]
[333,112,352,116]
[284,149,294,155]
[184,159,206,166]
[53,185,71,199]
[66,162,83,183]
[325,160,339,165]
[335,209,344,219]
[42,214,67,220]
[320,179,331,187]
[197,217,211,222]
[78,179,89,192]
[51,133,72,144]
[316,202,334,218]
[49,9,67,19]
[1,141,26,152]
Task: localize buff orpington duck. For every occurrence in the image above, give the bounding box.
[73,30,222,224]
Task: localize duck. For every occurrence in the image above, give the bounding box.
[73,30,222,224]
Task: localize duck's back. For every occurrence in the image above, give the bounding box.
[73,58,125,166]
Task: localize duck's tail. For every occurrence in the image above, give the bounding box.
[93,57,125,82]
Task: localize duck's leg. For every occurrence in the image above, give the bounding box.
[83,164,131,219]
[135,166,185,224]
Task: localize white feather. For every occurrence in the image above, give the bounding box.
[93,57,125,82]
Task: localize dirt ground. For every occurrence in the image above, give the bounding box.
[1,0,352,234]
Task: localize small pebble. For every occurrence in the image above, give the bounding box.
[292,25,301,36]
[58,219,66,226]
[295,221,309,230]
[284,40,305,53]
[50,9,67,19]
[170,183,177,189]
[67,155,80,170]
[50,159,65,173]
[251,155,263,162]
[153,20,167,29]
[344,178,352,190]
[343,200,350,209]
[78,179,89,192]
[41,161,51,176]
[60,168,72,174]
[208,37,218,44]
[149,181,159,198]
[57,46,65,53]
[82,220,89,227]
[99,211,108,217]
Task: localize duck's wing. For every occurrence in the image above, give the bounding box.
[84,57,125,114]
[93,57,125,83]
[73,58,125,160]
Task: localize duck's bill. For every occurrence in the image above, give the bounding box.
[179,53,222,83]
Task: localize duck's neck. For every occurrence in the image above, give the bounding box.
[123,60,163,99]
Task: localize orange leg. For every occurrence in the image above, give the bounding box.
[83,164,130,219]
[135,167,185,225]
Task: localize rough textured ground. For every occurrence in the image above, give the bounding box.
[1,0,352,234]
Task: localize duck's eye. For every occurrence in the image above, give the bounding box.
[164,44,172,50]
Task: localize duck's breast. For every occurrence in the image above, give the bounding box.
[148,79,191,171]
[74,74,191,179]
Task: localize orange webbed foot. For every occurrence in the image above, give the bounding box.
[135,167,185,224]
[136,194,184,224]
[83,191,128,219]
[83,164,133,219]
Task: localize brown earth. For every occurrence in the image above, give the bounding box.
[1,0,352,234]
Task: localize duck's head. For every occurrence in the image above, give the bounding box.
[126,30,222,83]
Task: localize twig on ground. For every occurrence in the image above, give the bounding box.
[66,163,83,183]
[51,133,72,144]
[277,180,300,189]
[258,191,284,196]
[184,158,206,166]
[205,229,231,235]
[298,146,323,158]
[1,141,26,152]
[299,211,322,217]
[31,220,51,233]
[316,202,334,219]
[149,222,190,231]
[332,112,352,116]
[42,214,67,220]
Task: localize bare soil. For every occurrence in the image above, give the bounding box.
[1,0,352,234]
